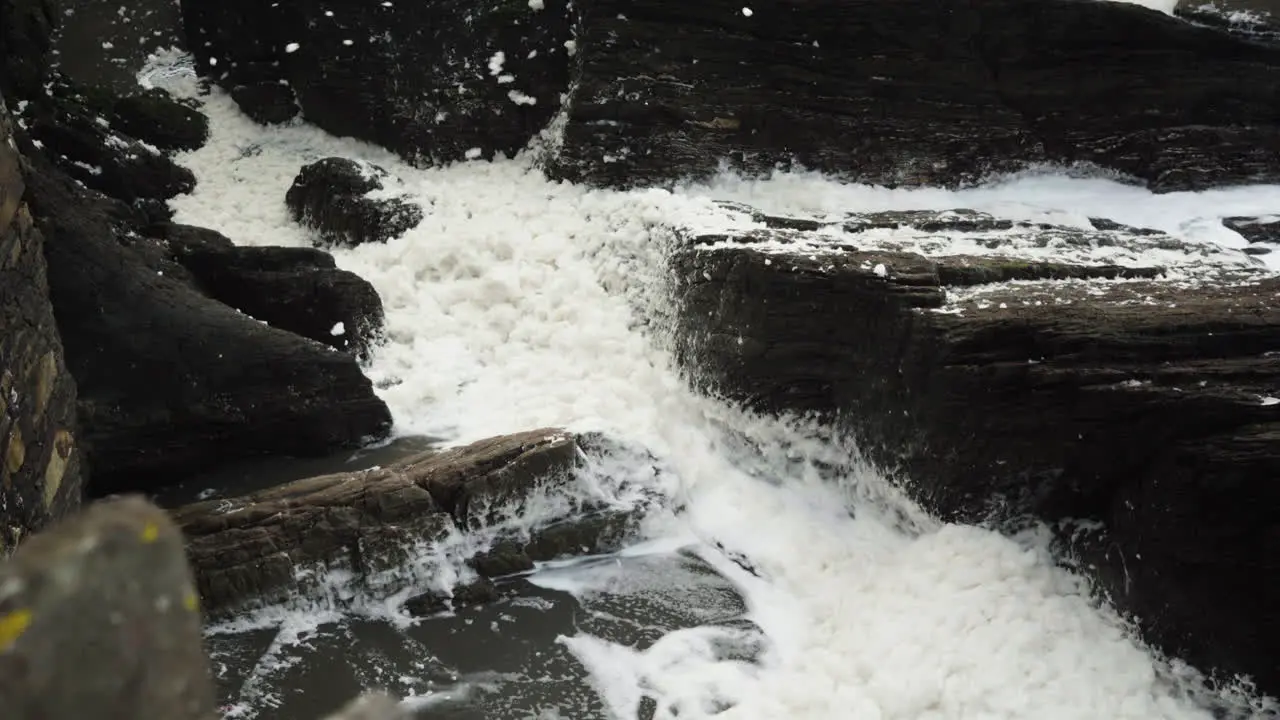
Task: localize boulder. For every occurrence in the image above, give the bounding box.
[1224,215,1280,247]
[173,429,652,616]
[181,0,573,163]
[152,222,386,356]
[0,496,216,719]
[19,152,392,498]
[0,95,81,553]
[670,204,1280,696]
[109,88,210,153]
[285,157,424,247]
[182,0,1280,192]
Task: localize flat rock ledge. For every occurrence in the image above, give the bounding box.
[174,429,653,617]
[670,204,1280,697]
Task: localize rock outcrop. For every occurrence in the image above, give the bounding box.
[1225,215,1280,250]
[286,157,424,247]
[19,150,392,498]
[181,0,573,162]
[174,429,652,616]
[0,496,216,719]
[152,222,386,356]
[182,0,1280,192]
[670,204,1280,696]
[0,95,81,553]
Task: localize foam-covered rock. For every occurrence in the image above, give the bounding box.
[285,157,424,247]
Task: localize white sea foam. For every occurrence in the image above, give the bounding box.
[154,46,1279,720]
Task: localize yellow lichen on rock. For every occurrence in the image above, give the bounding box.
[43,429,74,509]
[0,607,32,651]
[5,427,25,476]
[33,351,57,421]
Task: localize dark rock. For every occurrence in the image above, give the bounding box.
[0,496,216,719]
[186,0,1280,191]
[229,81,299,125]
[173,429,651,616]
[150,222,386,356]
[1224,215,1280,244]
[181,0,573,164]
[0,0,56,99]
[403,578,499,616]
[670,207,1280,696]
[20,152,392,498]
[470,540,536,578]
[285,158,424,247]
[19,77,196,203]
[0,96,82,553]
[110,88,210,153]
[551,0,1280,192]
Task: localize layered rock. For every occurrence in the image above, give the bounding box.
[20,151,392,497]
[1225,215,1280,250]
[151,222,386,357]
[182,0,1280,191]
[0,95,81,552]
[0,496,215,719]
[174,429,653,616]
[286,157,424,247]
[670,204,1280,696]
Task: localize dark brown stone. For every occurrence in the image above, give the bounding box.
[671,209,1280,696]
[0,496,217,720]
[0,95,82,552]
[173,429,641,617]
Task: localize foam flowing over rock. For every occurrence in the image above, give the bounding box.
[174,429,657,617]
[669,203,1280,699]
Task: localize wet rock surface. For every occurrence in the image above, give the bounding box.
[0,496,216,719]
[182,0,1280,192]
[286,157,424,247]
[0,95,81,553]
[154,222,387,356]
[174,429,653,617]
[182,0,574,164]
[19,149,392,497]
[670,205,1280,697]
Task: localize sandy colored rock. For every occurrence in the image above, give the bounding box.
[0,496,217,719]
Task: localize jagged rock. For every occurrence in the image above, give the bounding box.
[0,96,81,553]
[110,88,210,153]
[0,0,56,99]
[403,577,499,616]
[182,0,1280,192]
[20,152,392,497]
[670,205,1280,697]
[181,0,572,164]
[285,158,424,247]
[1224,215,1280,244]
[149,222,386,356]
[173,429,650,616]
[18,76,196,204]
[0,496,216,719]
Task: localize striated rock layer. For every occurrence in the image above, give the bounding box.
[670,204,1280,697]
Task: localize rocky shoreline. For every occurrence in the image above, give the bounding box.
[1,0,1279,715]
